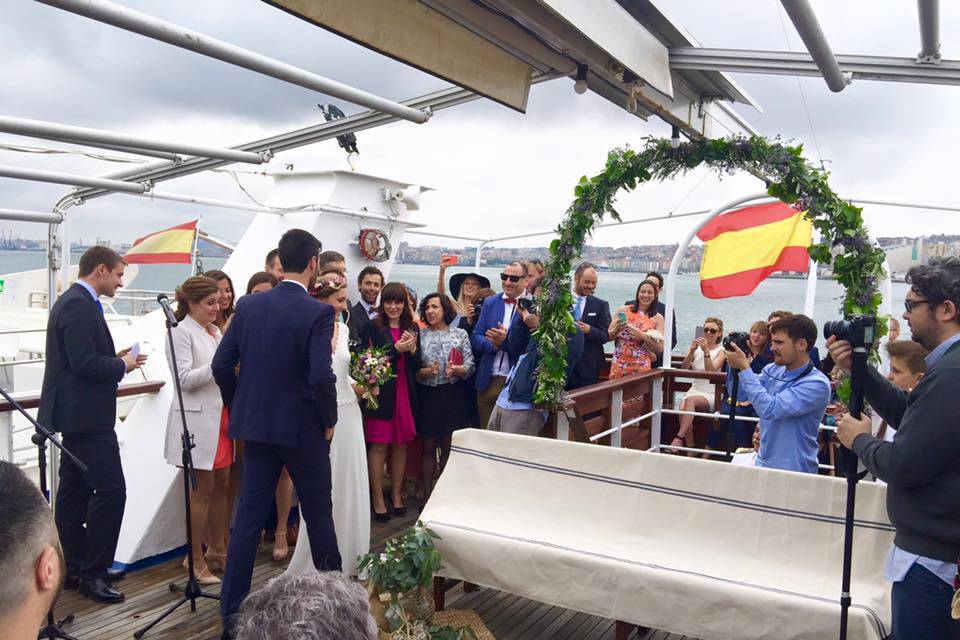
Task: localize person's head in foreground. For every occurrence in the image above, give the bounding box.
[234,572,377,640]
[0,461,64,638]
[885,340,927,391]
[767,314,817,369]
[903,257,960,352]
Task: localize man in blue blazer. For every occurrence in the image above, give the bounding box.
[472,261,529,427]
[213,229,340,637]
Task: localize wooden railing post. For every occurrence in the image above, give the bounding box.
[650,375,663,452]
[610,389,623,448]
[556,411,569,441]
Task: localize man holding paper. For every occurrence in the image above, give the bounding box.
[38,246,146,604]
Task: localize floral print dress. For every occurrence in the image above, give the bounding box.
[610,308,657,378]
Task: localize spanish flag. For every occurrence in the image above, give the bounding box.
[697,202,812,299]
[124,220,198,264]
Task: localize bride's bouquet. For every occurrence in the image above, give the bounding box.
[350,346,396,410]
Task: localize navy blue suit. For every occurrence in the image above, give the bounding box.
[39,283,127,580]
[213,280,341,625]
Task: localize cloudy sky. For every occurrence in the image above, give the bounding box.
[1,0,958,250]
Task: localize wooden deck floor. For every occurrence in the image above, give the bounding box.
[52,508,688,640]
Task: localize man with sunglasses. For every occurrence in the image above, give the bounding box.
[472,261,528,428]
[829,257,960,640]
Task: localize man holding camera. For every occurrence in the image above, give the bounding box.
[830,258,960,640]
[724,314,831,474]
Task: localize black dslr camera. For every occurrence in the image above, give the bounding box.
[823,315,877,349]
[517,297,535,311]
[722,331,751,353]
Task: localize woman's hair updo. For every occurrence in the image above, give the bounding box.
[174,275,220,322]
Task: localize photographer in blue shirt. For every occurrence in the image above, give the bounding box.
[724,314,831,474]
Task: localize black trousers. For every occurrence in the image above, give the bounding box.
[56,431,126,580]
[221,429,341,625]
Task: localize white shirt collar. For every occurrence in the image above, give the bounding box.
[282,279,308,293]
[76,279,99,302]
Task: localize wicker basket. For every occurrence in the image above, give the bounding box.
[377,608,494,640]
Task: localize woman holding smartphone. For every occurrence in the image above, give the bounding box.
[359,282,421,522]
[670,316,726,453]
[608,279,665,378]
[415,293,474,504]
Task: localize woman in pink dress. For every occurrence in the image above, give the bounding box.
[358,282,420,522]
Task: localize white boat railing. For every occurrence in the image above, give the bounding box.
[557,367,840,473]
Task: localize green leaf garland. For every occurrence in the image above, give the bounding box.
[534,135,886,407]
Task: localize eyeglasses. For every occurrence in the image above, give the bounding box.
[703,328,720,334]
[904,298,934,313]
[500,273,524,283]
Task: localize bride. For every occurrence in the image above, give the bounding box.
[286,274,370,577]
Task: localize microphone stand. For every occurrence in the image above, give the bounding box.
[134,298,219,639]
[837,346,869,640]
[0,385,86,640]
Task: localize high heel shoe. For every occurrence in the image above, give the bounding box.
[272,529,289,562]
[182,557,221,584]
[205,549,228,572]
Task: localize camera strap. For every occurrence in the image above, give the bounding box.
[760,359,816,385]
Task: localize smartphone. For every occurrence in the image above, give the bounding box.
[694,326,705,340]
[618,311,627,324]
[130,342,141,358]
[441,253,460,266]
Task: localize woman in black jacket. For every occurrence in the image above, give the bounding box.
[358,282,420,522]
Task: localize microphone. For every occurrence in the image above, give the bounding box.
[157,294,179,327]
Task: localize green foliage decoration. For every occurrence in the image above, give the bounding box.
[534,135,887,407]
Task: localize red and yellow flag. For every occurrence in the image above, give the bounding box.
[697,202,812,299]
[124,220,198,264]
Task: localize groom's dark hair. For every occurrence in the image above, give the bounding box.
[278,229,322,274]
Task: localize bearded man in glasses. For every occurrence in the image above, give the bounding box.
[472,260,529,428]
[830,257,960,640]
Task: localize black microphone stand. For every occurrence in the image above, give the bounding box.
[0,385,86,640]
[134,298,219,639]
[837,347,869,640]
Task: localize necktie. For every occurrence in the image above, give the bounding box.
[504,298,518,305]
[574,296,584,321]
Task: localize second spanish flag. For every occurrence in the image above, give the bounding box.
[697,202,812,299]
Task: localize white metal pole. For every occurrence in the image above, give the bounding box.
[475,242,488,269]
[0,208,63,224]
[802,230,821,318]
[655,192,772,451]
[0,115,264,165]
[0,164,147,194]
[37,0,430,125]
[60,214,71,296]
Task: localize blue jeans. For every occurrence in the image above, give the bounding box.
[891,563,960,640]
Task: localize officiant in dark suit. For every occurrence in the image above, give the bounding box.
[567,263,612,389]
[38,246,146,604]
[213,229,341,638]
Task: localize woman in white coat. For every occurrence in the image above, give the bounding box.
[164,275,233,584]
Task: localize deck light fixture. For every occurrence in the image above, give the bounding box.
[670,125,681,148]
[573,64,588,94]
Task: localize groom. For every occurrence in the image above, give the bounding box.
[213,228,341,637]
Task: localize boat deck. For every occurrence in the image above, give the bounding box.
[54,509,688,640]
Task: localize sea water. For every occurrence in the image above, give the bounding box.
[0,250,910,351]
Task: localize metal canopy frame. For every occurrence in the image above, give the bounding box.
[670,48,960,86]
[35,0,431,125]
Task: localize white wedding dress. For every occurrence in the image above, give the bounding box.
[286,321,370,577]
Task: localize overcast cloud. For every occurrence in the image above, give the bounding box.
[1,0,958,250]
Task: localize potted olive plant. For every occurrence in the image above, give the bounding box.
[359,522,443,631]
